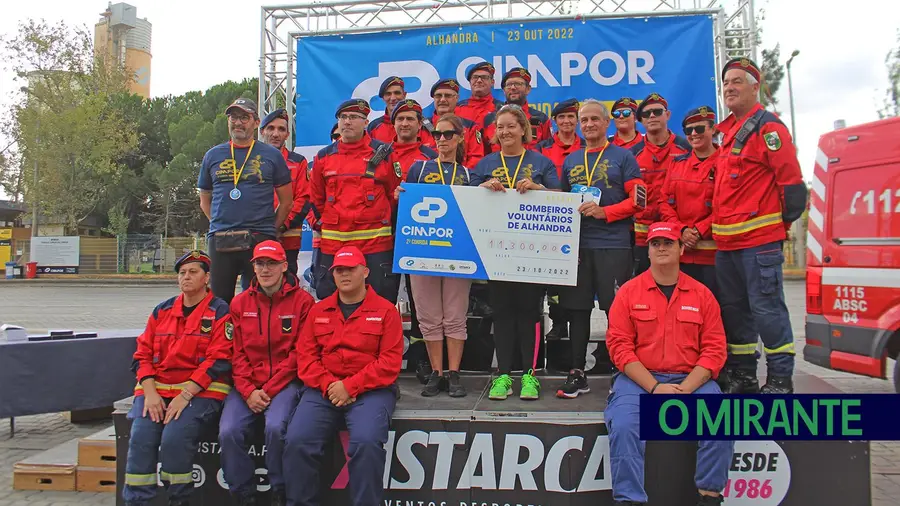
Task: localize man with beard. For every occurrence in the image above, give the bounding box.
[483,67,551,152]
[367,76,435,147]
[608,97,643,149]
[259,109,312,275]
[430,77,485,167]
[198,98,293,303]
[456,61,504,130]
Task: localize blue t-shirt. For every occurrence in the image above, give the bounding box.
[197,141,292,236]
[407,159,472,185]
[561,144,641,249]
[470,150,561,190]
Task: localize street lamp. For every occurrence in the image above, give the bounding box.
[786,49,800,141]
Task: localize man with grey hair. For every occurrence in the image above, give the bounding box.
[713,57,807,394]
[554,98,645,399]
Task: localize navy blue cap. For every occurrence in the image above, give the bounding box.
[378,76,405,98]
[225,97,258,117]
[261,109,288,130]
[501,67,532,88]
[335,98,371,118]
[175,250,211,273]
[430,78,460,97]
[551,99,579,118]
[391,99,423,123]
[466,61,495,82]
[682,105,716,128]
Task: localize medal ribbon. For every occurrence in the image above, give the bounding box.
[231,140,256,189]
[500,152,525,189]
[584,142,609,187]
[436,158,458,186]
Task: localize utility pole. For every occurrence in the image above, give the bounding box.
[31,115,39,237]
[785,49,804,270]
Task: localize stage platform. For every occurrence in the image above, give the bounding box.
[113,371,871,506]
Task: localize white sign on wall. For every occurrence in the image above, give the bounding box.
[30,236,80,274]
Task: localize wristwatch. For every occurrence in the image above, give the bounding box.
[278,224,288,233]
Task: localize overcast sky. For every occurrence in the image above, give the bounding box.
[0,0,897,183]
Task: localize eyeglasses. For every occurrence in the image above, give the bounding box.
[228,114,254,124]
[640,108,666,119]
[611,109,633,119]
[338,113,366,122]
[504,81,527,89]
[433,93,458,101]
[432,130,459,140]
[253,260,283,269]
[470,74,492,82]
[684,125,709,136]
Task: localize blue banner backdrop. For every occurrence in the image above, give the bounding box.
[295,15,716,154]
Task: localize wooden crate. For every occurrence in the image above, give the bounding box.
[76,466,117,493]
[77,426,117,468]
[13,438,78,491]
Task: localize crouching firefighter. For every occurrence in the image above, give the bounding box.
[123,250,233,506]
[219,241,315,506]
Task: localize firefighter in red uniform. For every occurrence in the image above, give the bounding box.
[609,97,643,149]
[260,109,312,276]
[631,93,692,275]
[123,250,232,506]
[430,78,485,168]
[482,67,552,152]
[659,106,720,296]
[606,222,731,506]
[367,76,435,147]
[284,246,403,506]
[390,99,438,179]
[310,98,401,303]
[219,241,315,506]
[456,61,504,130]
[713,58,807,394]
[536,98,583,341]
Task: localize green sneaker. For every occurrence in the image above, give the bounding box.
[520,370,541,400]
[489,374,513,400]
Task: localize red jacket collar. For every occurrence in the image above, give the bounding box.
[468,94,497,106]
[174,290,214,319]
[688,147,720,168]
[247,272,300,301]
[637,270,691,292]
[319,285,380,318]
[717,102,764,145]
[338,134,373,155]
[614,131,641,145]
[392,138,425,155]
[553,133,581,149]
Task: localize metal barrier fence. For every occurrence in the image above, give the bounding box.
[8,228,808,276]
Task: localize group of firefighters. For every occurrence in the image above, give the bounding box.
[122,55,808,506]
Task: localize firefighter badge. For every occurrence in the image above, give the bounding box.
[763,131,782,151]
[200,317,213,335]
[281,316,293,334]
[225,322,234,341]
[476,130,483,144]
[393,161,402,178]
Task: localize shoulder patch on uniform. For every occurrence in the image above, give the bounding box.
[224,321,234,340]
[475,130,483,144]
[393,161,402,177]
[763,131,782,151]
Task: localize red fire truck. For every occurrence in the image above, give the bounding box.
[804,116,900,392]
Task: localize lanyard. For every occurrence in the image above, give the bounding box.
[230,140,256,188]
[500,152,526,189]
[436,158,458,186]
[584,142,609,187]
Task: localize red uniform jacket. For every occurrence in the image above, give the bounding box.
[659,150,719,265]
[368,113,436,148]
[310,135,401,255]
[483,102,552,153]
[455,95,504,133]
[229,273,315,400]
[296,286,403,398]
[536,134,584,179]
[391,140,438,180]
[132,290,233,401]
[630,132,692,246]
[610,132,644,150]
[607,271,726,378]
[276,148,310,251]
[713,103,807,251]
[430,113,485,169]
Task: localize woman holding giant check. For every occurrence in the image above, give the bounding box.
[470,104,562,401]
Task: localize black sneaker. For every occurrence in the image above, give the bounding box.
[421,371,442,397]
[415,359,433,384]
[556,370,590,399]
[446,371,467,397]
[719,368,760,394]
[696,493,724,505]
[760,375,794,394]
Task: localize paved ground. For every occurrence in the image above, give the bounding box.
[0,281,897,505]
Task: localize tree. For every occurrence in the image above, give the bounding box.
[722,6,785,112]
[880,29,899,118]
[3,20,137,234]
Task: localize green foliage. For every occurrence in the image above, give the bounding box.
[880,29,899,119]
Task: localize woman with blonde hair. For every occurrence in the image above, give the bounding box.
[469,104,561,401]
[395,114,472,397]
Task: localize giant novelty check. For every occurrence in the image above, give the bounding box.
[393,184,584,286]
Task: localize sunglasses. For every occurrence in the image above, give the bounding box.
[331,132,341,140]
[611,109,633,119]
[432,130,459,140]
[684,125,709,136]
[640,108,666,119]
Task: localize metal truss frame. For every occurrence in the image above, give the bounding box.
[260,0,756,147]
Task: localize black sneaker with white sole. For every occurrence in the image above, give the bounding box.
[421,371,442,397]
[556,370,590,398]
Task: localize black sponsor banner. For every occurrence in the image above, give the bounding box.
[114,413,869,506]
[38,266,78,274]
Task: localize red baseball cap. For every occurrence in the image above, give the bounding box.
[330,246,367,270]
[647,222,681,242]
[251,240,286,262]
